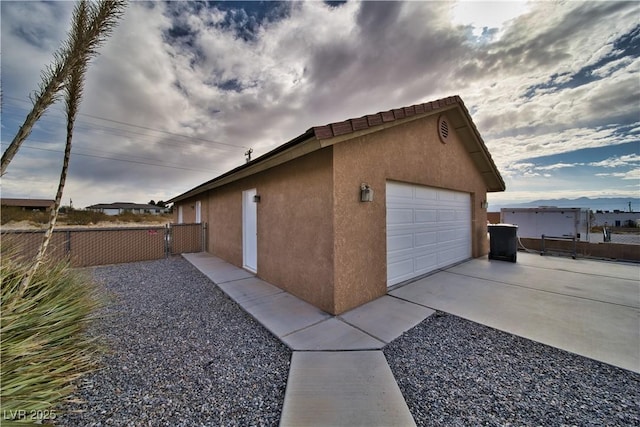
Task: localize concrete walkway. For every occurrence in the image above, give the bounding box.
[182,252,429,426]
[182,251,640,425]
[279,351,416,427]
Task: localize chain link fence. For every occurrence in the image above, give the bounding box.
[589,227,640,245]
[1,223,205,268]
[607,233,640,245]
[170,223,204,255]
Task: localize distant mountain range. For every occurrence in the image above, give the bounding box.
[490,197,640,212]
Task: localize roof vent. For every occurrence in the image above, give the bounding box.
[438,115,450,144]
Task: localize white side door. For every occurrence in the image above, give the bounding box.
[195,201,202,224]
[242,189,258,273]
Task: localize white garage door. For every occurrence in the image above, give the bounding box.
[387,181,471,286]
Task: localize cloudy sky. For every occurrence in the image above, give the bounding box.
[2,0,639,210]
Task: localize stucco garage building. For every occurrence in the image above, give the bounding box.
[170,95,505,315]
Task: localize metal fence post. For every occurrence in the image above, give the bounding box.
[165,224,171,258]
[66,230,72,255]
[202,222,207,252]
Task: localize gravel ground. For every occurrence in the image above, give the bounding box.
[384,312,640,426]
[56,257,291,427]
[55,256,639,426]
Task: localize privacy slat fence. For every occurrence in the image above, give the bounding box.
[519,237,640,262]
[1,223,205,268]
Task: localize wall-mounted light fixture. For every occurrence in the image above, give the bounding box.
[253,194,261,203]
[360,183,374,202]
[480,200,489,209]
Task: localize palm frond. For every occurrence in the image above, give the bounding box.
[13,0,127,299]
[0,246,102,421]
[1,0,127,176]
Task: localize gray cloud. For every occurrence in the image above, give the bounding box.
[1,0,638,207]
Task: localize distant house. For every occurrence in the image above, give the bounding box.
[169,95,505,315]
[1,198,55,212]
[86,202,167,216]
[593,210,639,228]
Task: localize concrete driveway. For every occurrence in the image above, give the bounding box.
[390,252,640,373]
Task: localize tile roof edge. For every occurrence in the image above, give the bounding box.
[308,94,505,192]
[311,95,462,140]
[169,94,505,202]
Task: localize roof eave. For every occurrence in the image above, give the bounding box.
[446,102,506,193]
[315,99,506,193]
[168,129,318,203]
[169,95,506,202]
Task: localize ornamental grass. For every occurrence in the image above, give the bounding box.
[1,245,101,424]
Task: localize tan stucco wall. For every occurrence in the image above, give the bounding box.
[206,185,242,263]
[331,113,489,313]
[173,198,207,225]
[174,113,493,315]
[204,149,337,313]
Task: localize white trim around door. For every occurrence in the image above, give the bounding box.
[242,189,258,273]
[195,200,202,224]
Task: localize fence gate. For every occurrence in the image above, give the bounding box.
[1,223,206,268]
[168,223,205,255]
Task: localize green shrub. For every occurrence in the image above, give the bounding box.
[0,247,100,424]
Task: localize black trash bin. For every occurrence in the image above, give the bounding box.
[488,224,518,262]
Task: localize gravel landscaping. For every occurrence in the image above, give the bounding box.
[56,257,291,427]
[55,256,639,426]
[384,312,640,426]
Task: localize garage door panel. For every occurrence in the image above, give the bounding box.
[437,209,459,221]
[414,209,437,223]
[414,185,438,200]
[438,228,468,242]
[388,259,414,282]
[388,234,413,252]
[439,191,468,203]
[433,241,461,255]
[387,181,471,286]
[415,253,438,273]
[387,208,414,225]
[388,245,434,263]
[444,202,467,209]
[438,247,468,267]
[387,243,418,259]
[446,214,468,224]
[437,192,457,202]
[387,183,414,199]
[439,213,468,223]
[415,231,437,248]
[456,210,469,220]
